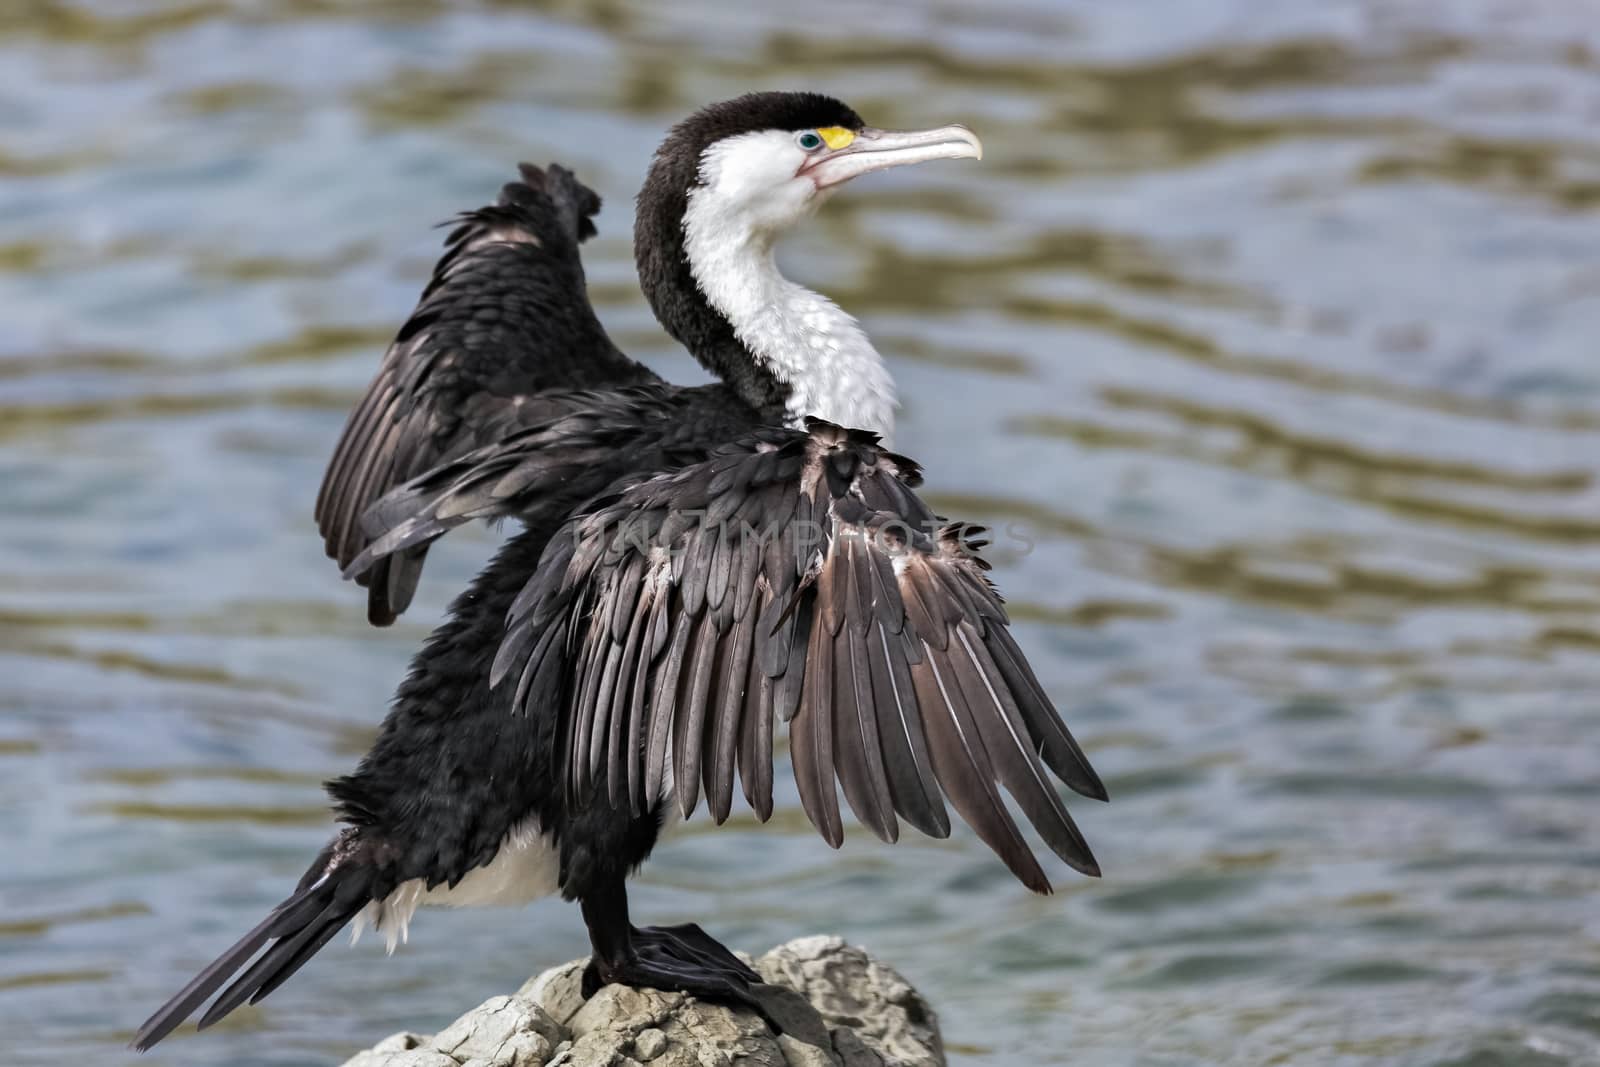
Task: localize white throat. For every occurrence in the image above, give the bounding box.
[683,138,896,440]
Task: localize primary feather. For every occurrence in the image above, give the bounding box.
[480,419,1106,889]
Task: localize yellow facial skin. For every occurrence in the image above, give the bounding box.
[816,126,856,150]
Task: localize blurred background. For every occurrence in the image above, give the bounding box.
[3,1,1600,1064]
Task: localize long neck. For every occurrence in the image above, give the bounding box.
[681,195,895,439]
[634,165,895,439]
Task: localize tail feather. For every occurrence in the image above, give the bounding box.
[132,838,375,1052]
[250,908,350,1004]
[195,892,357,1030]
[130,899,297,1050]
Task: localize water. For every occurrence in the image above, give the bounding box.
[3,1,1600,1064]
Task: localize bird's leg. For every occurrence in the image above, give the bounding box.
[578,877,771,1026]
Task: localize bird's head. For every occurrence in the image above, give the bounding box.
[635,92,981,431]
[646,91,981,234]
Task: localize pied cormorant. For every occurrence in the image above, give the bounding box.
[134,92,1106,1050]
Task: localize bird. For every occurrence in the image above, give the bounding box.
[133,91,1107,1051]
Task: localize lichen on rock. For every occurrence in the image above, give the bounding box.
[338,937,942,1067]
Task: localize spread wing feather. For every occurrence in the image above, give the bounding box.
[494,419,1107,893]
[341,385,731,588]
[316,163,648,624]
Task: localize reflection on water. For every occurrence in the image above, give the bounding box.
[3,1,1600,1065]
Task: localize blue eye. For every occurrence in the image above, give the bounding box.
[796,131,824,151]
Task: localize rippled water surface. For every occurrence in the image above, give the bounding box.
[4,2,1600,1064]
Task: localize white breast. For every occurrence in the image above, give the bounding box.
[683,137,897,442]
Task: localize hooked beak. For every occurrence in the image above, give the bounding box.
[802,124,983,189]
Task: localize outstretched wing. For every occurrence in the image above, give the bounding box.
[316,163,653,624]
[340,384,758,589]
[494,420,1106,893]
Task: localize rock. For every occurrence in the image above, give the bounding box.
[340,1032,445,1067]
[566,983,672,1038]
[342,1052,459,1067]
[633,1028,668,1061]
[339,938,942,1067]
[431,994,563,1065]
[758,936,941,1067]
[518,959,588,1025]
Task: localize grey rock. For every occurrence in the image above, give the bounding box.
[567,984,673,1038]
[431,994,563,1065]
[339,1032,441,1067]
[518,959,588,1026]
[633,1028,667,1061]
[759,936,941,1067]
[341,1052,459,1067]
[339,937,942,1067]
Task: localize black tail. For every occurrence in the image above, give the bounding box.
[132,834,376,1051]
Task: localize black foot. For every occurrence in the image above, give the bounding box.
[581,923,777,1032]
[635,923,762,985]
